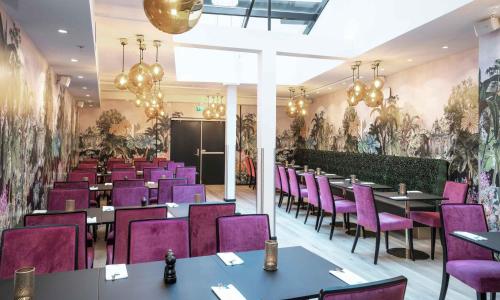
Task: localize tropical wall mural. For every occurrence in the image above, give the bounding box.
[0,10,78,231]
[478,30,500,231]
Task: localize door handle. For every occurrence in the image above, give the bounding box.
[201,151,225,155]
[195,148,200,156]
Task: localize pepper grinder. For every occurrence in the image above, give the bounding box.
[164,249,177,284]
[141,196,148,207]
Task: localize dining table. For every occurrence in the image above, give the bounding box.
[89,182,158,192]
[451,231,500,253]
[0,246,355,300]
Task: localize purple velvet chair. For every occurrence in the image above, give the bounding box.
[153,157,169,167]
[111,169,137,182]
[319,276,407,300]
[111,186,148,207]
[113,179,145,188]
[143,167,162,182]
[48,188,90,211]
[0,225,78,279]
[277,166,290,208]
[189,203,236,257]
[439,204,500,300]
[135,161,154,173]
[172,184,206,204]
[107,207,167,264]
[351,184,415,264]
[216,214,270,253]
[317,176,357,239]
[67,171,98,207]
[107,159,125,170]
[176,167,197,184]
[275,165,282,199]
[157,160,170,168]
[157,178,188,204]
[112,163,133,169]
[410,181,468,259]
[151,169,173,182]
[167,161,185,175]
[24,212,92,269]
[303,173,321,229]
[54,181,88,189]
[128,218,189,264]
[77,163,97,169]
[287,167,308,218]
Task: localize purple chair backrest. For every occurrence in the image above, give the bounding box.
[189,203,236,257]
[158,160,169,168]
[135,161,154,172]
[112,186,149,207]
[111,170,137,182]
[176,167,196,184]
[54,181,89,189]
[78,163,97,169]
[153,157,169,166]
[275,166,281,190]
[216,214,270,253]
[48,188,90,210]
[167,162,185,174]
[172,184,206,204]
[317,176,334,213]
[24,212,87,270]
[442,181,468,204]
[128,218,189,264]
[352,184,378,231]
[112,163,132,169]
[143,167,163,182]
[278,166,289,193]
[108,159,125,170]
[158,178,188,204]
[113,179,145,188]
[0,225,78,279]
[304,173,319,207]
[287,168,300,197]
[68,171,96,185]
[440,204,491,262]
[151,169,174,182]
[113,207,167,264]
[319,276,407,300]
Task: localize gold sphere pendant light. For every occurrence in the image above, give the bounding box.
[150,40,164,82]
[371,60,385,90]
[365,61,384,107]
[128,37,154,95]
[144,0,203,34]
[347,65,360,106]
[114,38,129,90]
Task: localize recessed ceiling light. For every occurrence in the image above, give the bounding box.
[407,59,413,62]
[58,29,68,34]
[70,58,78,62]
[82,86,88,90]
[85,94,90,97]
[77,75,84,79]
[442,45,449,49]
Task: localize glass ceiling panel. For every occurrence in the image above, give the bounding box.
[202,0,329,34]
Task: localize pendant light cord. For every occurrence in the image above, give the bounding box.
[121,43,125,72]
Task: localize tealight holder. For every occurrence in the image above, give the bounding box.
[65,199,75,212]
[285,160,289,167]
[14,267,35,300]
[303,165,309,173]
[350,175,357,183]
[194,193,201,204]
[161,175,167,179]
[399,183,407,196]
[316,168,321,176]
[82,177,89,182]
[263,239,278,271]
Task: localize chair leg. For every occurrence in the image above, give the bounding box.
[374,230,381,265]
[317,210,325,232]
[351,224,361,253]
[346,214,351,232]
[477,293,487,300]
[490,293,496,300]
[315,208,321,230]
[286,195,293,213]
[431,227,437,260]
[295,196,303,218]
[304,204,311,224]
[362,227,366,239]
[439,271,450,300]
[409,229,415,261]
[329,213,336,240]
[385,231,389,251]
[278,191,283,207]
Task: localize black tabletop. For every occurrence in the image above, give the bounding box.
[329,180,392,191]
[451,232,500,253]
[296,170,344,180]
[374,191,446,202]
[89,182,158,192]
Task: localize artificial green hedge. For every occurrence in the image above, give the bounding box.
[294,149,448,195]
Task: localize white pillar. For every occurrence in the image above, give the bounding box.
[256,48,277,236]
[224,85,237,202]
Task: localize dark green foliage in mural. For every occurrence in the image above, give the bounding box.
[369,96,400,155]
[342,107,359,152]
[145,112,182,159]
[236,113,256,157]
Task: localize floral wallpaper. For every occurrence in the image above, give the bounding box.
[0,10,78,231]
[478,30,500,230]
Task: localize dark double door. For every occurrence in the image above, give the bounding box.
[170,119,225,184]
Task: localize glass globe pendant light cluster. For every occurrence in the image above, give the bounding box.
[346,61,385,107]
[287,87,307,118]
[202,94,225,119]
[114,35,166,117]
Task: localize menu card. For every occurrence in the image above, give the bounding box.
[211,284,246,300]
[360,182,375,185]
[86,217,97,224]
[390,196,409,200]
[217,252,244,266]
[407,190,422,194]
[105,183,113,186]
[33,210,47,214]
[330,268,366,285]
[102,206,115,212]
[454,231,488,241]
[89,186,98,191]
[105,264,128,281]
[166,203,179,208]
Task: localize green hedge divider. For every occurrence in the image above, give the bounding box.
[294,149,448,196]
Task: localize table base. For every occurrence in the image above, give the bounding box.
[387,248,429,260]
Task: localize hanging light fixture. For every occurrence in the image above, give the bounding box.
[127,36,154,95]
[347,62,364,106]
[144,0,203,35]
[365,61,384,107]
[202,94,225,119]
[114,38,129,90]
[150,40,164,82]
[287,87,308,118]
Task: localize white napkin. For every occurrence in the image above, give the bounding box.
[330,181,344,184]
[390,196,409,200]
[97,173,102,176]
[360,182,375,185]
[87,217,97,224]
[407,190,422,193]
[102,206,115,212]
[105,183,113,186]
[107,171,112,174]
[167,212,174,218]
[105,264,128,281]
[89,186,98,191]
[211,284,246,300]
[217,252,244,266]
[33,210,47,214]
[454,231,488,241]
[330,268,366,285]
[147,181,155,185]
[166,203,179,208]
[324,173,336,176]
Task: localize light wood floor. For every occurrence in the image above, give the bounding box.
[94,185,480,300]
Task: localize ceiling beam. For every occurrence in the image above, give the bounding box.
[204,5,317,21]
[242,0,256,28]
